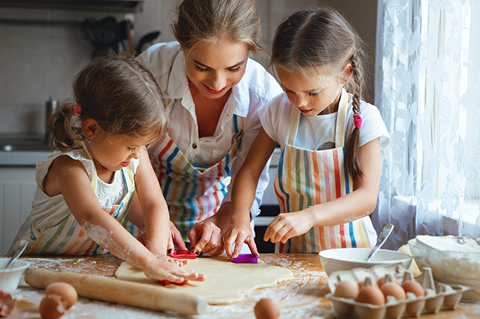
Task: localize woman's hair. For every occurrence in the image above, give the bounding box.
[172,0,265,54]
[271,8,366,183]
[48,55,167,152]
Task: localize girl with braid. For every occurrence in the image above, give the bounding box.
[224,8,390,256]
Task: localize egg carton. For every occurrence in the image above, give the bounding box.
[326,263,469,319]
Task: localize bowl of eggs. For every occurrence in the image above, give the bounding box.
[0,258,30,294]
[319,248,412,276]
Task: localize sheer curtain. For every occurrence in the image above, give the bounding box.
[374,0,480,249]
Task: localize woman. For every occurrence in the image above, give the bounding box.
[128,0,282,256]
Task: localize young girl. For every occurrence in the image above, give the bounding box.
[225,8,390,256]
[9,55,205,284]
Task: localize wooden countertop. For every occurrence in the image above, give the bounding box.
[5,254,480,318]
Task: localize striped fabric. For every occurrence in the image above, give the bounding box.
[28,142,136,255]
[274,89,376,253]
[147,115,244,240]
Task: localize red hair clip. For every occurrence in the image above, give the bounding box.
[353,114,363,129]
[72,103,82,116]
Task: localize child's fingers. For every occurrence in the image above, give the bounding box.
[167,235,174,254]
[273,225,290,243]
[280,229,296,244]
[232,234,246,259]
[223,232,236,259]
[176,269,206,282]
[264,217,282,242]
[246,236,259,256]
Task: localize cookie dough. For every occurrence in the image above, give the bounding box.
[115,255,294,304]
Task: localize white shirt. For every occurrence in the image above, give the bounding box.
[8,147,139,254]
[259,93,390,151]
[138,42,283,217]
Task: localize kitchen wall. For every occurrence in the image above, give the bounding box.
[0,0,377,133]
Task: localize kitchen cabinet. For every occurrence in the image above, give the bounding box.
[0,0,145,13]
[0,167,37,255]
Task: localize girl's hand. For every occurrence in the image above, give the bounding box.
[142,255,206,283]
[224,220,258,259]
[264,211,314,244]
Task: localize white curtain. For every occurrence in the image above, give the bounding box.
[374,0,480,249]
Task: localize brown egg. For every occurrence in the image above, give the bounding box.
[254,298,281,319]
[358,280,379,290]
[376,276,398,287]
[355,285,385,305]
[402,280,425,297]
[45,282,77,309]
[381,282,406,301]
[39,294,67,319]
[334,280,359,299]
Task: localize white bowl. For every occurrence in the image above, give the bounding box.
[0,258,30,294]
[319,248,412,276]
[416,235,480,254]
[409,237,480,300]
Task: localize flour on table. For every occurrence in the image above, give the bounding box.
[115,255,294,305]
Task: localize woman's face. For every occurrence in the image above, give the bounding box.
[275,65,348,117]
[185,38,249,100]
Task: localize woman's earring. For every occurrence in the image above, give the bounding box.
[87,136,91,143]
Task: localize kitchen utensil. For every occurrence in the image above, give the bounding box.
[81,16,130,58]
[136,31,160,54]
[25,268,207,315]
[319,248,412,276]
[168,249,197,259]
[367,223,394,262]
[232,254,259,264]
[4,239,28,269]
[0,258,30,294]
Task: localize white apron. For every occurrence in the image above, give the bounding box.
[28,143,135,255]
[274,89,377,253]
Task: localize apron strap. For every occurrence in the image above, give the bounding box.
[286,88,349,147]
[335,89,349,148]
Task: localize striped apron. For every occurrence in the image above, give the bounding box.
[28,143,136,255]
[274,89,377,253]
[147,103,244,240]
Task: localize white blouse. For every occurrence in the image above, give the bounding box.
[138,42,283,218]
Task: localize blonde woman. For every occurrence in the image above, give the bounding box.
[128,0,282,256]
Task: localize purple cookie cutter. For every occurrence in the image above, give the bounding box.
[232,254,259,264]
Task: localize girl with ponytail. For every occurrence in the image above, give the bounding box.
[225,7,390,256]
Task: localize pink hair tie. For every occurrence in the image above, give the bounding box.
[353,114,363,129]
[72,103,82,116]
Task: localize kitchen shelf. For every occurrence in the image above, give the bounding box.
[0,0,145,13]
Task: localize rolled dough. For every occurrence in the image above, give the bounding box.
[115,255,294,304]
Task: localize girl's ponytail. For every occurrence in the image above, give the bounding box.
[47,101,84,152]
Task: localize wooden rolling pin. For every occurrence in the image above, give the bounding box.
[25,268,207,315]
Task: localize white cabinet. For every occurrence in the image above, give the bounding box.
[0,167,37,255]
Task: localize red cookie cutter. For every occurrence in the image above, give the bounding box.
[168,249,197,259]
[232,253,259,263]
[159,279,189,286]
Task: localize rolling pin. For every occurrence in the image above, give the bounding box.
[25,268,207,315]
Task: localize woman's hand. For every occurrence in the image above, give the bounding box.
[264,210,314,244]
[188,220,224,256]
[142,255,206,283]
[223,220,258,259]
[168,221,188,253]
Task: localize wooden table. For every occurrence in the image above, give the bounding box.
[5,254,480,318]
